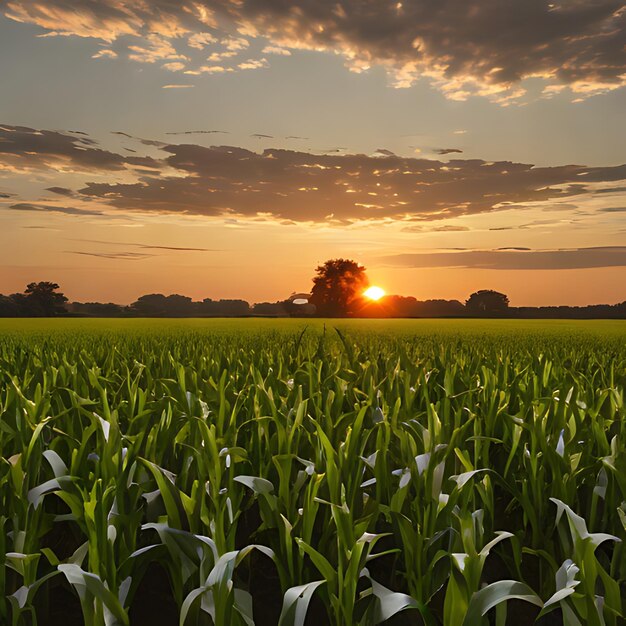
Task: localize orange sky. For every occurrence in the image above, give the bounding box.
[1,207,624,305]
[0,2,625,306]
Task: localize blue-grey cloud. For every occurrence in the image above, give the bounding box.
[435,148,464,155]
[0,125,159,172]
[378,246,626,270]
[165,130,229,135]
[9,203,105,217]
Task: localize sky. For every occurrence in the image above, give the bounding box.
[0,0,625,306]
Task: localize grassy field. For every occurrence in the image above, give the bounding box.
[1,319,625,625]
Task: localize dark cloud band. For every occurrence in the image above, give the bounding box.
[2,125,625,224]
[378,246,626,270]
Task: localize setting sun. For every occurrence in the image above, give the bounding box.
[364,286,386,301]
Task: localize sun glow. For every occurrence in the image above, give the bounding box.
[364,286,385,301]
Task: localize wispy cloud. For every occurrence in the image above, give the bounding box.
[600,206,626,213]
[68,251,155,260]
[92,49,117,59]
[69,238,220,252]
[165,130,229,135]
[378,246,626,270]
[9,203,105,217]
[0,125,159,173]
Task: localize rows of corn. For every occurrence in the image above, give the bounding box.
[1,320,625,625]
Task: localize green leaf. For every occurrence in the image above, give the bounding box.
[234,475,275,495]
[368,577,420,623]
[279,580,326,626]
[295,539,337,584]
[462,580,542,625]
[59,564,130,626]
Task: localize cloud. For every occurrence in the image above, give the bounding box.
[221,36,249,52]
[92,49,117,59]
[77,142,626,223]
[262,45,291,56]
[140,244,216,251]
[3,0,625,101]
[435,148,464,155]
[46,186,75,196]
[162,83,195,88]
[187,32,217,49]
[195,64,230,74]
[165,130,229,135]
[127,33,186,64]
[70,238,219,251]
[432,225,471,232]
[162,61,186,71]
[110,131,166,147]
[489,218,582,231]
[3,126,625,225]
[8,202,105,217]
[402,223,471,233]
[375,149,397,157]
[68,251,155,260]
[237,58,268,71]
[378,246,626,270]
[0,124,158,172]
[205,50,237,62]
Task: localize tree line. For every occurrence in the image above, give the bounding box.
[1,259,625,318]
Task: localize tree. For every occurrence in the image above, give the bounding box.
[131,294,168,316]
[24,282,68,316]
[309,259,369,317]
[465,290,510,316]
[0,295,19,317]
[198,299,251,316]
[131,294,195,316]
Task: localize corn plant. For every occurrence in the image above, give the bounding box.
[0,318,624,624]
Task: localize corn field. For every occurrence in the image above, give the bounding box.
[1,319,625,625]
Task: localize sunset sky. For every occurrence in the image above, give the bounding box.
[1,1,625,306]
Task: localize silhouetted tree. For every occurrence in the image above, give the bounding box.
[163,294,194,316]
[309,259,369,317]
[7,293,31,316]
[359,295,466,318]
[24,282,68,316]
[0,295,19,317]
[131,294,168,316]
[466,290,509,316]
[198,299,251,316]
[68,302,127,316]
[252,301,289,316]
[131,294,195,316]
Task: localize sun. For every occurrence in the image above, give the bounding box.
[363,286,386,301]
